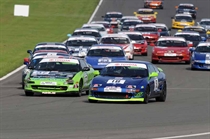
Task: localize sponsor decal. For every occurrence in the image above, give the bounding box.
[107,79,125,84]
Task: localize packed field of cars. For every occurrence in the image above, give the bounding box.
[22,0,210,104]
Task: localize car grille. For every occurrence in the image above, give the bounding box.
[31,85,68,90]
[93,92,133,99]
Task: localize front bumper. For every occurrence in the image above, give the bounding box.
[152,53,190,63]
[141,18,156,23]
[191,61,210,70]
[88,96,144,102]
[172,23,193,29]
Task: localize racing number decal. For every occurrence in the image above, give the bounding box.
[84,72,88,84]
[154,77,159,91]
[107,79,125,84]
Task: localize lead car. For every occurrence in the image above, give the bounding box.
[88,60,167,104]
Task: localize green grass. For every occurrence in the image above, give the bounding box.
[0,0,99,77]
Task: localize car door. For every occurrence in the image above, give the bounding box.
[79,59,89,88]
[148,64,159,96]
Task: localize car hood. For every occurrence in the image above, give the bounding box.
[154,46,189,53]
[30,70,77,79]
[194,52,210,60]
[92,76,147,87]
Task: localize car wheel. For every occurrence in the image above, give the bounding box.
[142,53,148,56]
[25,91,34,96]
[156,83,167,102]
[88,99,98,103]
[86,90,89,95]
[76,81,83,97]
[185,60,191,64]
[22,82,25,89]
[143,86,150,104]
[152,60,158,64]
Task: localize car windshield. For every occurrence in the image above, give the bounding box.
[175,34,201,41]
[127,34,144,41]
[123,21,142,26]
[72,31,101,37]
[83,26,105,31]
[121,18,137,22]
[137,10,154,14]
[29,58,43,68]
[34,47,68,53]
[100,65,148,77]
[183,28,206,33]
[175,16,193,22]
[35,62,80,72]
[66,40,97,46]
[195,46,210,52]
[200,21,210,25]
[134,27,157,32]
[100,37,130,44]
[87,49,124,57]
[156,26,168,31]
[178,5,195,10]
[105,14,122,18]
[157,40,188,47]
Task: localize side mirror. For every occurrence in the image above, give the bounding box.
[93,70,100,76]
[187,41,193,47]
[67,34,71,37]
[149,72,158,78]
[78,52,87,58]
[27,50,32,54]
[157,67,163,72]
[175,6,178,9]
[133,12,137,15]
[82,67,90,71]
[150,43,155,46]
[23,58,30,65]
[154,12,158,15]
[189,47,195,53]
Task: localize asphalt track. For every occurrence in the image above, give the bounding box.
[0,0,210,139]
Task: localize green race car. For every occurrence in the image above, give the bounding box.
[24,57,99,96]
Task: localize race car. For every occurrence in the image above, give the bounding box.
[174,31,205,47]
[134,24,160,44]
[175,3,198,19]
[180,26,208,41]
[118,31,148,56]
[24,58,99,96]
[151,36,192,64]
[85,44,127,70]
[22,53,70,89]
[27,42,70,58]
[150,23,171,36]
[171,14,195,29]
[143,0,164,9]
[69,28,102,41]
[99,34,134,60]
[82,24,108,36]
[120,16,139,24]
[133,8,158,23]
[120,20,143,31]
[190,42,210,70]
[91,21,114,34]
[65,36,98,57]
[102,12,123,22]
[88,61,167,104]
[197,18,210,31]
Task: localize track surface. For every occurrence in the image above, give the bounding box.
[0,0,210,139]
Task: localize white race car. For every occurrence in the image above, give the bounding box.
[82,24,108,36]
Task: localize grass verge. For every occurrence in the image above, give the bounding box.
[0,0,99,77]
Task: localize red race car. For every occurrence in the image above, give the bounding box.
[144,0,164,9]
[133,8,158,23]
[151,36,193,64]
[134,24,160,44]
[118,31,148,56]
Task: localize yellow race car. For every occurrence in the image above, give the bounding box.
[134,8,158,23]
[171,14,194,29]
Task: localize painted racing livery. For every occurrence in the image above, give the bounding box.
[133,8,158,23]
[88,61,167,104]
[144,0,164,9]
[171,14,195,29]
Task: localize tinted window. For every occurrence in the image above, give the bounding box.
[175,16,193,22]
[83,26,105,31]
[174,34,201,41]
[200,21,210,25]
[178,5,195,10]
[127,34,144,41]
[195,46,210,52]
[87,48,124,57]
[148,64,156,74]
[105,14,123,18]
[100,37,130,44]
[137,11,154,14]
[183,28,206,34]
[157,40,188,47]
[72,31,101,37]
[123,21,142,26]
[66,39,98,46]
[134,27,157,32]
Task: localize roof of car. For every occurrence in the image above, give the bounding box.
[67,36,97,41]
[74,28,99,32]
[197,42,210,47]
[200,18,210,21]
[175,13,192,17]
[101,34,129,38]
[138,8,154,11]
[106,12,122,14]
[39,58,79,63]
[124,19,143,23]
[179,3,194,7]
[184,26,205,29]
[150,23,167,27]
[135,24,156,28]
[34,45,67,49]
[36,42,65,46]
[175,31,200,36]
[33,52,70,57]
[91,21,110,24]
[158,36,186,41]
[118,31,143,35]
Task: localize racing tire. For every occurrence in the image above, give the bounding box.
[160,5,164,9]
[25,91,34,96]
[22,82,25,89]
[152,60,158,64]
[156,83,167,102]
[86,90,89,95]
[143,86,150,104]
[142,53,148,56]
[76,81,83,97]
[88,99,98,103]
[185,60,191,64]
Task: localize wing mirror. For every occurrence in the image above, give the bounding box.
[27,50,32,54]
[23,58,30,65]
[171,16,174,19]
[189,47,195,53]
[154,12,158,15]
[175,6,178,9]
[195,7,198,10]
[197,22,200,25]
[149,72,158,78]
[82,67,90,71]
[201,37,206,42]
[93,70,100,77]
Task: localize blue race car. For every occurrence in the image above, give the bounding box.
[190,42,210,70]
[85,44,127,70]
[88,60,167,104]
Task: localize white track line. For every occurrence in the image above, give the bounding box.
[0,0,104,81]
[152,132,210,139]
